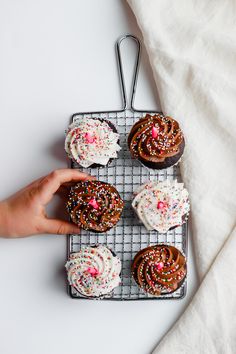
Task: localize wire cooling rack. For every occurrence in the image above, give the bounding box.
[67,35,188,300]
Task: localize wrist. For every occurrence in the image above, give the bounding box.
[0,201,12,237]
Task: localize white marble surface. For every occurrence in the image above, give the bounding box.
[0,1,199,353]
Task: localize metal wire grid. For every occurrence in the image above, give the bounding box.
[68,109,188,300]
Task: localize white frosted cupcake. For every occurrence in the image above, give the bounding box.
[132,180,190,233]
[65,117,121,168]
[65,245,121,298]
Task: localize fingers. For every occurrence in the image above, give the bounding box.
[56,182,81,195]
[44,219,80,235]
[56,182,83,199]
[56,185,70,199]
[38,169,95,204]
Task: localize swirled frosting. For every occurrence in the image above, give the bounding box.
[67,181,124,232]
[65,118,121,167]
[128,114,184,167]
[66,245,121,298]
[132,180,190,233]
[132,245,186,295]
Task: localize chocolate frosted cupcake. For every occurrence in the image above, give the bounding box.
[66,180,124,233]
[132,245,186,295]
[132,180,190,233]
[66,245,121,298]
[128,114,185,169]
[65,117,121,168]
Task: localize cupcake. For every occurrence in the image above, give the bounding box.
[128,114,185,169]
[66,245,121,298]
[66,180,124,232]
[132,245,187,295]
[65,117,121,168]
[132,180,190,233]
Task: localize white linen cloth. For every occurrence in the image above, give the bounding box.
[126,0,236,352]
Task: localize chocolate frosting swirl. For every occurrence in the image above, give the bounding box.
[128,114,184,167]
[132,245,186,295]
[67,181,124,232]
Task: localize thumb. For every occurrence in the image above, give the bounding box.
[44,219,80,235]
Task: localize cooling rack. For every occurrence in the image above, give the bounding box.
[67,35,188,300]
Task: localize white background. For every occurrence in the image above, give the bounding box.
[0,1,198,354]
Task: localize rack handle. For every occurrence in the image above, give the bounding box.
[116,34,141,111]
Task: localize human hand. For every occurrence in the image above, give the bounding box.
[0,169,94,238]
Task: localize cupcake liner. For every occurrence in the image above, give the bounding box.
[139,155,182,174]
[135,138,185,172]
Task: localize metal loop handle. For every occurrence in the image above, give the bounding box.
[116,34,141,111]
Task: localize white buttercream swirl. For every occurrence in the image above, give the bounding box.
[65,118,121,167]
[65,245,121,298]
[132,180,190,233]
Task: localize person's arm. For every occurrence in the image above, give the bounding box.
[0,169,94,238]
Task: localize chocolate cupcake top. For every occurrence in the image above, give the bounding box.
[132,181,190,233]
[132,245,186,295]
[65,118,121,167]
[128,114,184,164]
[67,180,124,232]
[66,245,121,298]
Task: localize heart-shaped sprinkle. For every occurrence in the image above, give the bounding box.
[84,132,95,144]
[157,201,165,209]
[155,262,164,271]
[152,126,158,139]
[88,198,99,209]
[87,267,99,277]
